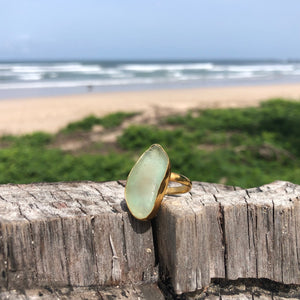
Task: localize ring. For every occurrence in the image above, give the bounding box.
[125,144,192,221]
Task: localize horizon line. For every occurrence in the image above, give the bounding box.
[0,58,300,63]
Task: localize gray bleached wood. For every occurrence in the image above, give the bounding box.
[0,284,165,300]
[0,181,157,290]
[0,180,300,299]
[155,180,300,294]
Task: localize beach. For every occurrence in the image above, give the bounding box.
[1,83,300,135]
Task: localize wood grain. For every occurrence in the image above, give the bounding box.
[155,180,300,294]
[0,284,165,299]
[0,181,157,290]
[0,180,300,299]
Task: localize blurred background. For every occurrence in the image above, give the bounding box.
[0,0,299,187]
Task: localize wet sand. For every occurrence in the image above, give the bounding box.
[1,83,300,134]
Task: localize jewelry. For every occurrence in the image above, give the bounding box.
[125,144,192,221]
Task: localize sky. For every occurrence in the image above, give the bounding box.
[0,0,300,61]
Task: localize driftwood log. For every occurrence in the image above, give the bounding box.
[0,180,299,299]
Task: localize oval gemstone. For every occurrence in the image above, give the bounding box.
[125,144,169,220]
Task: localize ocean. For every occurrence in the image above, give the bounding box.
[1,60,300,99]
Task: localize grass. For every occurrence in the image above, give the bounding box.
[0,100,299,188]
[0,146,133,183]
[60,111,138,133]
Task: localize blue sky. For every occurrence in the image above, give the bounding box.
[1,0,300,60]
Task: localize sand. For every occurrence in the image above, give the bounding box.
[1,83,300,134]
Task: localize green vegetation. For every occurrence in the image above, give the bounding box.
[0,100,299,188]
[1,132,53,147]
[0,146,133,183]
[61,111,138,133]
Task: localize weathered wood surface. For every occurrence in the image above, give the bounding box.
[0,283,164,299]
[0,181,157,290]
[182,278,300,299]
[155,180,300,294]
[0,180,300,299]
[1,282,300,300]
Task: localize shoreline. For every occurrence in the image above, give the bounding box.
[1,76,300,101]
[1,82,300,135]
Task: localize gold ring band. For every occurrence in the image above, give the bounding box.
[125,144,192,221]
[166,172,192,195]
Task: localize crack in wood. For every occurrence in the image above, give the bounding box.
[271,198,276,281]
[64,190,88,215]
[88,184,117,213]
[184,192,200,290]
[120,215,128,267]
[244,196,252,266]
[59,218,71,286]
[199,182,208,193]
[0,195,7,202]
[294,208,300,273]
[109,234,121,282]
[189,189,205,206]
[117,180,126,188]
[254,205,258,279]
[17,185,39,202]
[90,216,100,286]
[217,200,227,280]
[0,223,8,290]
[15,202,38,286]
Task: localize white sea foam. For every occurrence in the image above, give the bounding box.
[1,61,300,94]
[10,63,102,74]
[226,72,263,79]
[18,73,43,81]
[224,64,295,73]
[0,78,158,90]
[121,63,214,72]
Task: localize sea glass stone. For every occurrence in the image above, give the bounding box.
[125,144,169,220]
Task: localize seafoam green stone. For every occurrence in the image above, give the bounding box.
[125,144,169,220]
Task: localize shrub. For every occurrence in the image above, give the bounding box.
[60,112,138,133]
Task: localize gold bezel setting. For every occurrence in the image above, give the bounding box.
[125,144,191,221]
